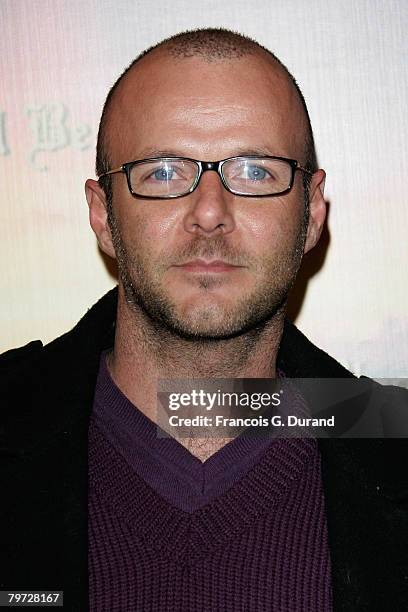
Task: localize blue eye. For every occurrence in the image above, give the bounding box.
[153,166,174,181]
[246,165,267,180]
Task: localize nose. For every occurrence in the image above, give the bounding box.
[183,168,236,236]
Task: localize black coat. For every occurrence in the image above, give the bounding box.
[1,288,407,611]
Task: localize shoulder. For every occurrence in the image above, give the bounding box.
[360,375,408,413]
[0,340,43,366]
[0,287,117,383]
[0,340,44,385]
[372,378,408,437]
[377,379,408,402]
[0,290,117,454]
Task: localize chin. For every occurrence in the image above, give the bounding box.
[163,303,275,341]
[166,320,250,341]
[174,304,234,337]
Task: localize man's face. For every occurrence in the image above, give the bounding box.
[97,52,322,339]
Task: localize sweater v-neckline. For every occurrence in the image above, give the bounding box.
[89,419,318,565]
[89,353,318,563]
[92,352,309,510]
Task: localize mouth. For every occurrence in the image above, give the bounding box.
[173,259,245,273]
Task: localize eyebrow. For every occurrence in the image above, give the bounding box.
[137,149,185,158]
[133,146,283,160]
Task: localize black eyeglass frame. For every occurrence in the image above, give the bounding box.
[98,155,313,200]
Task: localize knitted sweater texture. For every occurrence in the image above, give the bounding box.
[88,355,332,611]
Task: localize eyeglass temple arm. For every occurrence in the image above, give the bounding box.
[296,163,313,176]
[98,166,125,178]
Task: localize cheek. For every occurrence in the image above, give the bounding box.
[240,197,304,251]
[115,199,182,260]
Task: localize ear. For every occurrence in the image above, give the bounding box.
[85,179,116,259]
[303,169,327,255]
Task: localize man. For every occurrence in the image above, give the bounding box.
[1,28,407,612]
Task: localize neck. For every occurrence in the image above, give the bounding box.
[107,287,285,426]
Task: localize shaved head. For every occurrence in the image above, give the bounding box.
[96,28,317,215]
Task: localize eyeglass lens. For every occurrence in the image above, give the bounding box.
[222,158,292,195]
[130,159,198,197]
[129,158,292,197]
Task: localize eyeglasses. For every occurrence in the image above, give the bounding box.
[98,155,313,199]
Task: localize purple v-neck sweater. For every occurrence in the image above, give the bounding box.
[88,354,332,611]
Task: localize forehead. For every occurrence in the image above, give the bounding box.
[107,51,307,163]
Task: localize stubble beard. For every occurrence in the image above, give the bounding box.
[108,211,307,342]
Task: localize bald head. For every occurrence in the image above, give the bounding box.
[96,28,317,190]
